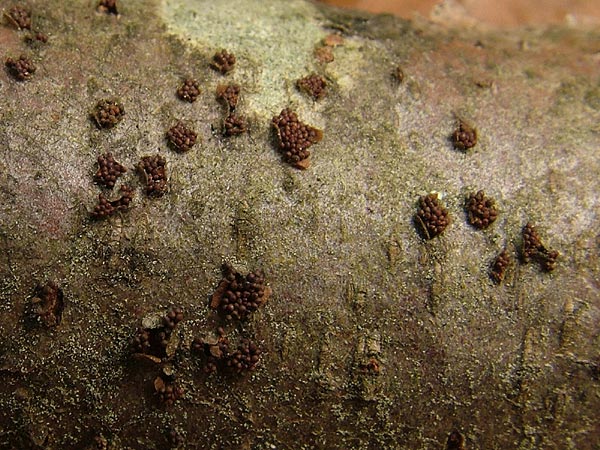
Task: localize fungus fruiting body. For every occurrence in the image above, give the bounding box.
[216,83,240,111]
[154,376,184,407]
[192,334,230,374]
[5,55,36,81]
[415,193,451,239]
[32,281,64,327]
[452,120,477,150]
[392,66,404,84]
[25,31,48,45]
[193,333,261,374]
[465,190,498,229]
[92,99,125,129]
[166,122,197,152]
[139,154,167,196]
[131,307,184,360]
[490,249,511,284]
[210,263,270,321]
[314,46,334,64]
[5,5,31,30]
[210,49,235,74]
[94,152,127,188]
[521,222,559,272]
[223,114,247,136]
[91,184,134,219]
[97,0,118,15]
[272,108,323,169]
[296,74,327,100]
[226,338,261,373]
[446,430,465,450]
[177,78,200,103]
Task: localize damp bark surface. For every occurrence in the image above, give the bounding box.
[0,1,599,449]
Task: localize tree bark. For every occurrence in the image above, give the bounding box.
[0,1,599,448]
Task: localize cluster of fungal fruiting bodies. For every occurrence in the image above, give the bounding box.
[154,376,184,407]
[31,281,64,327]
[166,122,197,153]
[314,33,343,64]
[5,5,31,30]
[490,249,511,284]
[465,190,498,230]
[90,184,134,219]
[5,54,35,80]
[3,5,49,82]
[216,83,240,111]
[215,83,248,136]
[446,430,466,450]
[272,108,323,169]
[176,78,201,103]
[192,332,261,375]
[210,53,249,137]
[94,152,127,188]
[97,0,118,15]
[129,307,186,406]
[412,189,557,280]
[210,49,236,74]
[521,222,559,272]
[414,193,451,240]
[90,151,134,220]
[452,119,477,151]
[130,306,184,361]
[296,73,328,101]
[209,263,270,321]
[138,154,168,196]
[190,264,269,375]
[92,100,125,129]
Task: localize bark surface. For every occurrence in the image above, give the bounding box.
[0,1,599,449]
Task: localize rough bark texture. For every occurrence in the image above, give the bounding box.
[0,1,599,449]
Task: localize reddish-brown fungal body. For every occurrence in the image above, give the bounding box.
[193,332,261,374]
[92,99,125,129]
[392,65,404,84]
[520,222,559,272]
[465,190,498,229]
[415,193,451,239]
[138,154,167,196]
[210,49,236,74]
[271,108,323,169]
[31,281,64,328]
[446,429,466,450]
[90,184,134,219]
[226,338,261,374]
[296,73,327,100]
[5,5,31,30]
[154,376,184,407]
[314,45,334,63]
[97,0,118,15]
[216,83,240,111]
[452,120,477,150]
[210,263,270,321]
[5,55,35,81]
[94,152,127,188]
[176,78,200,103]
[490,248,511,284]
[130,307,184,361]
[166,122,197,152]
[223,114,247,136]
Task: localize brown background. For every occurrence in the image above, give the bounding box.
[319,0,600,27]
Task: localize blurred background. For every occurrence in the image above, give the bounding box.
[318,0,600,27]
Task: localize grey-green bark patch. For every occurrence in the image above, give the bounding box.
[161,0,327,116]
